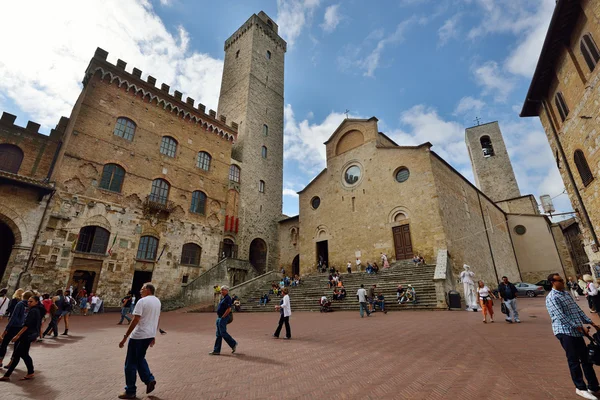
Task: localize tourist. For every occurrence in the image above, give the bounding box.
[412,255,420,265]
[79,289,88,314]
[0,294,45,382]
[273,287,291,339]
[546,273,600,400]
[90,292,99,314]
[381,253,390,269]
[585,275,600,315]
[333,288,341,300]
[367,284,376,313]
[209,285,237,356]
[372,263,379,274]
[357,284,370,318]
[232,295,241,312]
[4,288,24,318]
[0,290,32,369]
[569,276,583,301]
[259,293,270,306]
[0,289,8,320]
[375,292,387,313]
[397,284,405,303]
[477,280,497,323]
[340,286,347,300]
[498,276,520,323]
[355,257,362,272]
[347,261,352,274]
[118,292,133,325]
[118,282,160,399]
[38,294,53,341]
[418,255,425,265]
[399,285,417,304]
[130,294,136,314]
[327,274,334,289]
[42,295,59,338]
[366,263,373,274]
[58,290,74,335]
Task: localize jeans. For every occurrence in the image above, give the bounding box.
[274,315,291,338]
[359,302,370,317]
[119,307,132,324]
[557,334,599,391]
[503,298,519,321]
[43,314,59,337]
[0,327,20,359]
[124,338,155,395]
[213,317,236,353]
[4,337,33,377]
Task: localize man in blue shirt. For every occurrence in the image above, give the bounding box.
[0,291,32,368]
[209,285,237,355]
[546,273,600,400]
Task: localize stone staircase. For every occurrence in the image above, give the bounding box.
[238,261,440,312]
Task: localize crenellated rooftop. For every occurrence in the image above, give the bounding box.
[224,12,287,52]
[0,112,68,140]
[83,48,238,142]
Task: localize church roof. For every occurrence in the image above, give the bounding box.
[323,117,378,144]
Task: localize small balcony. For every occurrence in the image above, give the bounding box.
[143,195,176,215]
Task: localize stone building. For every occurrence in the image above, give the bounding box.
[217,11,286,274]
[521,0,600,268]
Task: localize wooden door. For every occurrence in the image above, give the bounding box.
[393,224,413,260]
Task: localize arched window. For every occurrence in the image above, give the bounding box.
[555,92,569,122]
[190,190,207,214]
[76,226,110,254]
[574,149,594,186]
[197,151,211,171]
[181,243,201,266]
[137,236,159,260]
[113,117,136,141]
[263,124,268,136]
[229,165,240,183]
[266,50,271,59]
[259,180,265,193]
[0,144,24,174]
[160,136,177,157]
[480,136,494,157]
[149,179,170,204]
[262,146,267,158]
[581,33,600,72]
[99,164,125,192]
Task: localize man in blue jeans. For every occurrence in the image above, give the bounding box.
[209,285,237,355]
[498,276,520,323]
[118,283,161,399]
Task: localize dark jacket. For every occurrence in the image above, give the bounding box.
[498,282,518,300]
[22,305,45,341]
[6,299,28,329]
[5,298,19,317]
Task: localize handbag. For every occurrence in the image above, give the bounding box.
[227,311,233,324]
[586,331,600,365]
[501,302,509,315]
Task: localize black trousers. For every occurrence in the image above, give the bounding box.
[557,334,599,391]
[274,315,291,338]
[43,314,59,337]
[4,337,34,377]
[0,327,20,359]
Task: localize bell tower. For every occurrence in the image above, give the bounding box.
[218,11,286,273]
[465,121,520,202]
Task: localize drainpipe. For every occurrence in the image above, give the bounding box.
[477,192,499,282]
[15,189,55,290]
[539,99,599,249]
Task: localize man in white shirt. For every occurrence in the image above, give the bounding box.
[118,283,161,399]
[357,284,370,318]
[273,287,292,339]
[355,258,362,272]
[90,294,99,314]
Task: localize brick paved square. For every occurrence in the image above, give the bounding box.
[0,297,591,399]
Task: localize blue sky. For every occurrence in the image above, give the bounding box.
[0,0,569,218]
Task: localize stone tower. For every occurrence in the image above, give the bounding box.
[465,121,520,202]
[218,11,286,273]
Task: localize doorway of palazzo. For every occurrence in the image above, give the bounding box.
[249,238,268,274]
[0,221,15,283]
[291,255,300,276]
[131,271,153,300]
[392,224,413,260]
[316,240,329,270]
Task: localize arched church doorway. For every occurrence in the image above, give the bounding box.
[249,238,267,274]
[292,255,299,276]
[0,221,15,282]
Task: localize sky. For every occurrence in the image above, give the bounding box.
[0,0,570,218]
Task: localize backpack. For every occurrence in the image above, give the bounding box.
[63,296,73,312]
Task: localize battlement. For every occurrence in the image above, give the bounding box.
[224,12,287,52]
[0,112,68,140]
[83,48,238,142]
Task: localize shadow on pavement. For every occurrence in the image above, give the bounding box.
[230,353,286,366]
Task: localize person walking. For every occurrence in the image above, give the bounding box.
[4,289,24,319]
[273,287,291,339]
[569,277,581,301]
[347,261,352,274]
[42,295,59,339]
[367,284,376,313]
[0,291,32,368]
[118,282,160,399]
[498,276,520,323]
[79,289,88,314]
[546,273,600,400]
[118,292,133,325]
[585,275,600,316]
[55,290,73,335]
[357,284,370,318]
[0,295,45,382]
[477,280,497,323]
[0,289,9,320]
[90,293,99,314]
[209,285,237,355]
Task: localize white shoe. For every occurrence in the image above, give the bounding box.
[576,389,597,399]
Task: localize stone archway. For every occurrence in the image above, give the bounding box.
[249,238,268,274]
[292,254,300,276]
[0,221,15,283]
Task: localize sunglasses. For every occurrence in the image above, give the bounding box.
[551,278,564,283]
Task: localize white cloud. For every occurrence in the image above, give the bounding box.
[277,0,321,47]
[438,14,461,47]
[283,188,299,197]
[466,0,545,39]
[472,61,515,102]
[321,4,342,33]
[0,0,223,129]
[454,96,485,115]
[159,0,172,5]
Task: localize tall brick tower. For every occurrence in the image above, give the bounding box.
[218,11,286,273]
[465,121,520,202]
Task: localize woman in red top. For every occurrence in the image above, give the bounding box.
[38,294,53,341]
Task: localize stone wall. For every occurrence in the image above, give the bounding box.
[278,216,299,276]
[551,223,578,280]
[495,195,539,215]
